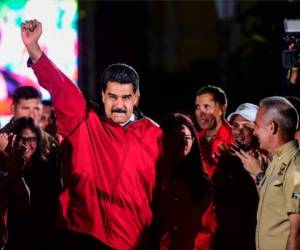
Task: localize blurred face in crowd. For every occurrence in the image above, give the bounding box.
[195,93,225,133]
[179,124,194,159]
[102,81,139,125]
[165,124,194,163]
[231,115,255,146]
[253,107,271,152]
[16,128,37,161]
[12,98,43,126]
[39,105,53,130]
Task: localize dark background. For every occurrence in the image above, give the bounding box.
[77,0,300,123]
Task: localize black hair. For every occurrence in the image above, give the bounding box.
[11,117,42,162]
[100,63,139,93]
[42,100,52,106]
[196,85,227,107]
[160,113,210,205]
[12,86,42,104]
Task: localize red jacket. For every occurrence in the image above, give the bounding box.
[196,122,232,249]
[198,122,233,178]
[30,54,162,249]
[156,178,216,250]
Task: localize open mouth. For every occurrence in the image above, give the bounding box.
[199,117,209,124]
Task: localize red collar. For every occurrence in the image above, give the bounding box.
[198,121,232,142]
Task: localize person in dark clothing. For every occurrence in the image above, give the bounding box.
[0,133,30,250]
[213,103,264,250]
[154,113,215,250]
[0,85,62,250]
[4,117,62,250]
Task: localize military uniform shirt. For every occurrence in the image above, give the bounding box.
[256,140,300,250]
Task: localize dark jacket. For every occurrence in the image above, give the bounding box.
[213,154,258,250]
[0,121,62,250]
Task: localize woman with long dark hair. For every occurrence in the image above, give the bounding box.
[5,117,62,250]
[154,113,216,250]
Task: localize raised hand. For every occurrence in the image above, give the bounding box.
[21,19,43,62]
[0,133,9,153]
[235,149,265,179]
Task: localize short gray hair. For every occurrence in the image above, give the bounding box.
[259,96,299,140]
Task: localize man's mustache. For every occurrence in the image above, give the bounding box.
[112,108,127,114]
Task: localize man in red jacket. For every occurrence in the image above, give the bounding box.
[195,85,232,178]
[194,85,232,249]
[21,19,162,250]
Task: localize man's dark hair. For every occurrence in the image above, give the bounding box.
[42,100,52,106]
[196,85,227,107]
[12,86,42,104]
[100,63,139,93]
[260,96,299,141]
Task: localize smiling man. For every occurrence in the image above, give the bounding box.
[21,19,162,250]
[195,85,232,177]
[213,103,260,250]
[254,96,300,250]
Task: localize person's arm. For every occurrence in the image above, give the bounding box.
[286,213,300,250]
[20,20,86,137]
[287,44,299,85]
[20,19,43,63]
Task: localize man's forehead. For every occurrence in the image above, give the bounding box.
[17,98,42,105]
[105,82,134,92]
[256,107,266,118]
[107,81,133,88]
[254,108,264,122]
[232,115,249,123]
[196,94,217,104]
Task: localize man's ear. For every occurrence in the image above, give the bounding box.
[101,91,105,103]
[222,104,227,113]
[220,104,227,117]
[134,90,140,107]
[11,103,16,115]
[269,121,278,135]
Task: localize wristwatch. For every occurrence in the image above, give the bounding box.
[255,172,265,186]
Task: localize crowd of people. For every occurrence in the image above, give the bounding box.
[0,19,300,250]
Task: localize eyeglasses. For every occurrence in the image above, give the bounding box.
[17,136,37,145]
[184,135,194,142]
[173,133,194,142]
